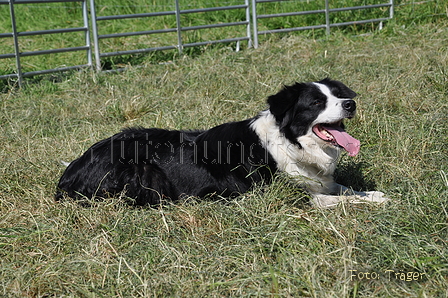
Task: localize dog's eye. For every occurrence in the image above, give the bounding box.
[312,100,323,106]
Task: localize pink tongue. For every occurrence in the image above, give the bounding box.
[323,125,360,157]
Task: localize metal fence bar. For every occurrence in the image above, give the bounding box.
[244,0,251,48]
[21,64,89,77]
[183,37,250,48]
[257,24,327,35]
[181,5,248,14]
[389,0,394,19]
[0,0,92,86]
[99,29,178,40]
[257,10,325,19]
[99,46,178,58]
[82,0,92,67]
[329,3,394,13]
[0,53,16,59]
[181,22,249,32]
[97,11,175,21]
[330,17,392,28]
[325,0,330,34]
[252,0,258,49]
[20,46,91,57]
[9,0,83,3]
[9,0,23,85]
[12,27,88,36]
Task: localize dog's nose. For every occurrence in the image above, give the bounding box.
[342,100,356,112]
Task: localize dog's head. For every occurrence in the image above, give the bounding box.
[267,78,360,156]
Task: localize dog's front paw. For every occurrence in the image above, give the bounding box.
[359,191,389,204]
[311,189,390,208]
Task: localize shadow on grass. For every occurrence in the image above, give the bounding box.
[334,160,377,192]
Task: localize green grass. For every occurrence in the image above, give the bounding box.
[1,1,448,297]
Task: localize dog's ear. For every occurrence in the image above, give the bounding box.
[267,83,305,116]
[318,78,357,99]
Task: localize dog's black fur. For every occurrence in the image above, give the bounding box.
[56,123,276,205]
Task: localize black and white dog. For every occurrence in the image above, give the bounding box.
[55,78,388,208]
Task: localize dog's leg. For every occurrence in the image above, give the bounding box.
[312,184,389,208]
[312,193,351,208]
[336,184,389,202]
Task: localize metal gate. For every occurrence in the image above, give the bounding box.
[0,0,92,86]
[89,0,252,71]
[0,0,394,86]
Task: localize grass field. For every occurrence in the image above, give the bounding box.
[1,1,448,297]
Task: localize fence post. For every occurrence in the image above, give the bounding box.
[252,0,258,49]
[82,0,92,68]
[175,0,183,54]
[89,0,101,71]
[9,0,23,86]
[245,0,252,48]
[389,0,394,19]
[325,0,330,35]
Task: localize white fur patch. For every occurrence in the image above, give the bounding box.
[250,110,340,194]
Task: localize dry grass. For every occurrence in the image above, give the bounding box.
[1,19,447,297]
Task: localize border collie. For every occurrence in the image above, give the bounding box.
[55,78,388,208]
